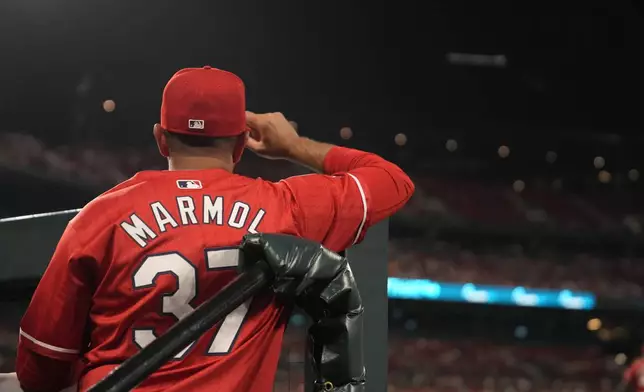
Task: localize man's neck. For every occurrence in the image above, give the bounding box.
[167,156,234,172]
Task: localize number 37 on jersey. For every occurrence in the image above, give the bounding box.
[131,248,251,359]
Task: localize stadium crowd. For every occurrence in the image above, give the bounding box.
[389,240,644,299]
[385,337,620,392]
[274,324,622,392]
[409,178,643,234]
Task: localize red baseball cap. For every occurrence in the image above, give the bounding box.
[160,66,246,137]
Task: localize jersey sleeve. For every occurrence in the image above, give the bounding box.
[18,224,95,362]
[279,172,370,252]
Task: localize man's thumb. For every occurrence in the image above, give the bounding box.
[245,137,263,151]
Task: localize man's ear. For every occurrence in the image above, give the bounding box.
[232,132,248,163]
[153,124,170,158]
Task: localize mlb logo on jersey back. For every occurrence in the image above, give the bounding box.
[177,180,203,189]
[188,119,205,130]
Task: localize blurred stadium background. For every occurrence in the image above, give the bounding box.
[1,0,644,391]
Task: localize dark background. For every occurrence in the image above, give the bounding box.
[1,0,644,391]
[1,0,643,163]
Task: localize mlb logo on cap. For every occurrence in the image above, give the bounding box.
[177,180,203,189]
[188,119,205,130]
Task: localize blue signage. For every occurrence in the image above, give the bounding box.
[387,278,596,310]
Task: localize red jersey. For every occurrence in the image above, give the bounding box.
[625,358,644,392]
[17,146,414,392]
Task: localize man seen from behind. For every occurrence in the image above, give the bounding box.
[16,66,415,392]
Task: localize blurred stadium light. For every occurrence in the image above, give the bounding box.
[446,52,508,68]
[388,278,596,310]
